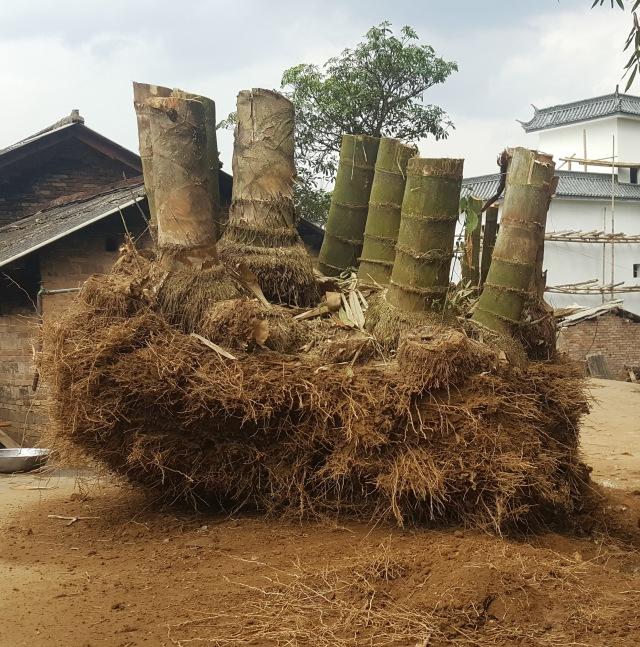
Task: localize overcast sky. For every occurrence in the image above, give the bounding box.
[0,0,631,177]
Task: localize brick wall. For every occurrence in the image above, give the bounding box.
[0,138,138,226]
[0,209,150,446]
[0,311,45,446]
[557,312,640,379]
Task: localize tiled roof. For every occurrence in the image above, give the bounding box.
[558,301,640,327]
[519,92,640,132]
[463,170,640,202]
[0,182,145,268]
[0,111,142,173]
[0,110,84,157]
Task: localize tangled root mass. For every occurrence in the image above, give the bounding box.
[40,247,590,533]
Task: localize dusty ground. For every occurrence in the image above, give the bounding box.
[0,377,639,647]
[582,378,640,489]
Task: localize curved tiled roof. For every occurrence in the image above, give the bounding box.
[463,170,640,202]
[519,92,640,132]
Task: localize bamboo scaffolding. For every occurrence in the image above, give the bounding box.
[546,278,640,294]
[546,230,640,243]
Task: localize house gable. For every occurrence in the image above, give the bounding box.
[0,113,142,226]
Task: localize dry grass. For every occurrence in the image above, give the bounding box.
[167,539,640,646]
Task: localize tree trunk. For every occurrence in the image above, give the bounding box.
[471,148,555,337]
[219,88,316,305]
[387,158,464,312]
[460,196,482,287]
[318,134,380,276]
[479,206,498,287]
[357,138,417,285]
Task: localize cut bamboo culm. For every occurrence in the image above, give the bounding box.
[357,138,417,285]
[172,89,222,240]
[133,82,240,332]
[219,88,316,306]
[140,89,220,267]
[132,82,172,242]
[387,158,464,312]
[134,83,221,244]
[480,206,498,287]
[460,196,482,287]
[318,134,380,276]
[471,148,556,337]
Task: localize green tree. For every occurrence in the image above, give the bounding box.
[282,22,456,179]
[219,23,456,225]
[281,22,457,224]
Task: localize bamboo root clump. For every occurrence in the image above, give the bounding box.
[41,98,589,533]
[40,244,589,533]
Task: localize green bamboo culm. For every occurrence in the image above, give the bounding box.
[471,148,556,336]
[460,196,482,287]
[387,158,464,312]
[479,206,498,287]
[357,138,417,285]
[318,134,380,276]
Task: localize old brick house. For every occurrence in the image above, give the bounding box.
[557,302,640,379]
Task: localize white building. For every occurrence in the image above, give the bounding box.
[464,90,640,314]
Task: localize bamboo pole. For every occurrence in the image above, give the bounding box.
[357,138,417,285]
[460,196,482,286]
[480,206,498,287]
[172,90,222,240]
[472,148,555,336]
[318,134,380,276]
[387,158,464,312]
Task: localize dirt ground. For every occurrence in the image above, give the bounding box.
[581,378,640,490]
[1,377,640,647]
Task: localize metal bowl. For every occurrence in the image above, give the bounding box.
[0,448,49,474]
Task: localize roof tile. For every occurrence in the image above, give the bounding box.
[0,182,145,268]
[463,170,640,201]
[520,92,640,132]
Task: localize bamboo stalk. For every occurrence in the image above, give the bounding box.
[357,138,417,285]
[472,148,555,336]
[132,82,172,241]
[387,158,464,312]
[219,88,315,305]
[480,206,498,287]
[318,134,380,276]
[172,90,222,240]
[142,92,219,266]
[133,82,220,260]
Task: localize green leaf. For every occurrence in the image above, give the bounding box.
[465,210,479,234]
[625,63,638,91]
